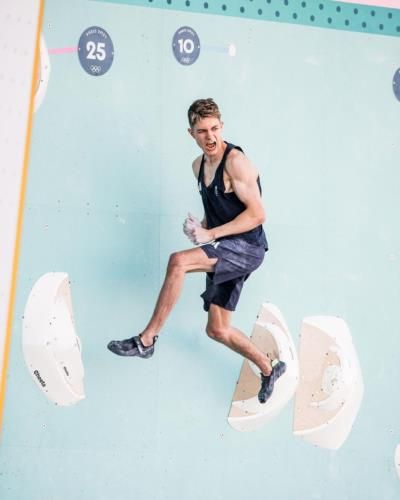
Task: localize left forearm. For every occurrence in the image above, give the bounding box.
[209,209,265,240]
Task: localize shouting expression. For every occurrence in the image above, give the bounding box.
[189,116,224,159]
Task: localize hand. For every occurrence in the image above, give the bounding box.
[183,213,201,243]
[190,226,214,245]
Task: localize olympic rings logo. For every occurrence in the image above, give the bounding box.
[90,65,102,74]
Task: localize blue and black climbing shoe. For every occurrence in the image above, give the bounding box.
[107,335,158,358]
[258,359,286,404]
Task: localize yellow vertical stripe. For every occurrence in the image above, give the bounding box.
[0,0,46,434]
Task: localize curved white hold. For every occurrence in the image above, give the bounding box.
[395,445,400,479]
[309,364,349,412]
[293,316,363,450]
[257,301,291,334]
[34,34,50,112]
[22,272,85,406]
[228,303,299,432]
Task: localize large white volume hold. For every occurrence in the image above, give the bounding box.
[22,273,85,406]
[293,316,363,450]
[228,303,299,432]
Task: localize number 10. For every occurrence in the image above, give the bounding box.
[177,38,194,54]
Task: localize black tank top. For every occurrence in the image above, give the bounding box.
[198,142,268,249]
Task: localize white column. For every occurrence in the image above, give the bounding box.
[0,0,43,418]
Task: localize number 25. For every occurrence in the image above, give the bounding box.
[86,41,106,61]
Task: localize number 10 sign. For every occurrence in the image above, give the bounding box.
[78,26,114,76]
[172,26,200,66]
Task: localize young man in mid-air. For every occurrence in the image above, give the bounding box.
[108,98,286,403]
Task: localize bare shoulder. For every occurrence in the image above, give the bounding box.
[225,147,259,179]
[192,155,203,178]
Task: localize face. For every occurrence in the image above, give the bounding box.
[189,116,224,158]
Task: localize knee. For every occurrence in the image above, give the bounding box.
[167,251,186,272]
[206,324,227,343]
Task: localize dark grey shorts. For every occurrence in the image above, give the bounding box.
[200,237,266,312]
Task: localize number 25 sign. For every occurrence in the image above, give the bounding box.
[78,27,114,76]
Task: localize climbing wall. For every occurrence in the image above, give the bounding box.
[1,1,400,499]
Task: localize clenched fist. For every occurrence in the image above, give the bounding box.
[183,213,214,245]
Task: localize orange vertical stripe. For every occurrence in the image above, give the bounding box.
[0,0,46,434]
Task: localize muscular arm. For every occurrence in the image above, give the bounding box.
[211,151,265,239]
[191,151,265,244]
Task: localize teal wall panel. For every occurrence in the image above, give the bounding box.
[1,1,400,499]
[94,0,400,37]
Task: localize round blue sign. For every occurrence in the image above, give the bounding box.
[78,26,114,76]
[393,68,400,102]
[172,26,200,66]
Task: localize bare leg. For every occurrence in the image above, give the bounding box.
[139,247,217,346]
[206,304,272,376]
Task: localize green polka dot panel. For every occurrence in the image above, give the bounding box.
[94,0,400,37]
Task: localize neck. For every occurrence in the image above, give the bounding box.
[204,141,227,167]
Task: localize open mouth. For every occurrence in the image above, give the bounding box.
[205,141,217,152]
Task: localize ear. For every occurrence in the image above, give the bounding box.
[188,128,195,138]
